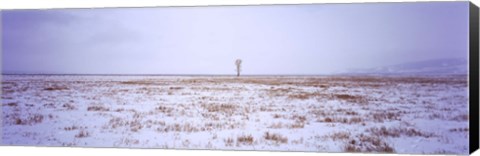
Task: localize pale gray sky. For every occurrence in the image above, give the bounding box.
[2,2,469,75]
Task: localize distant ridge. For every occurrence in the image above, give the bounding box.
[342,58,468,75]
[3,58,468,76]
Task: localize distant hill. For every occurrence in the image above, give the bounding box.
[342,58,468,75]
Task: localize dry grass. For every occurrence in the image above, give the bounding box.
[330,131,351,141]
[267,87,295,97]
[309,108,335,118]
[118,138,140,146]
[44,86,68,91]
[349,117,363,124]
[107,117,124,129]
[5,102,18,107]
[368,126,435,138]
[433,150,456,154]
[372,112,401,122]
[62,103,76,110]
[291,115,307,122]
[104,116,145,132]
[14,114,44,125]
[259,106,275,112]
[2,89,15,94]
[344,144,361,152]
[202,122,226,131]
[119,80,160,85]
[87,105,110,111]
[318,116,363,124]
[272,114,285,119]
[238,78,289,86]
[64,126,79,131]
[224,137,234,146]
[344,134,395,153]
[289,114,307,128]
[334,108,359,116]
[75,130,89,138]
[129,120,143,132]
[288,92,317,100]
[334,94,367,104]
[237,134,254,145]
[156,106,173,114]
[288,122,305,129]
[449,127,469,132]
[268,122,284,129]
[264,132,288,143]
[157,123,200,133]
[169,86,184,90]
[202,103,237,114]
[323,117,333,123]
[450,114,468,121]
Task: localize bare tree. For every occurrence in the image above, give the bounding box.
[235,59,242,77]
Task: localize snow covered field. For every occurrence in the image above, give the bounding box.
[1,75,469,154]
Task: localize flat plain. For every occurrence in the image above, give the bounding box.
[1,75,469,154]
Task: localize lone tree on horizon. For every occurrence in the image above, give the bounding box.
[235,59,242,77]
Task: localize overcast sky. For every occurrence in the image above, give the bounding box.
[1,2,469,75]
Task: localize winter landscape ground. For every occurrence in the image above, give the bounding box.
[1,74,469,154]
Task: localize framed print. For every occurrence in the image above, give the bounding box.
[1,1,479,155]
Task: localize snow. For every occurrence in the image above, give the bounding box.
[1,75,469,154]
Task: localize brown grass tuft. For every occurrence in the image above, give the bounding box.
[87,105,110,111]
[169,86,184,90]
[75,130,90,138]
[62,103,76,110]
[368,126,435,138]
[64,126,79,131]
[14,114,44,125]
[372,112,401,122]
[449,127,469,132]
[156,106,173,114]
[451,114,468,121]
[330,131,351,141]
[44,86,68,91]
[202,103,237,114]
[6,102,18,107]
[324,117,333,122]
[288,92,316,100]
[237,135,254,145]
[334,94,367,104]
[318,116,362,124]
[344,134,395,153]
[264,132,288,143]
[224,138,234,146]
[268,122,284,129]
